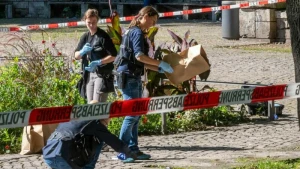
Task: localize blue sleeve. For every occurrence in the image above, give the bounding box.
[82,121,128,153]
[130,29,145,58]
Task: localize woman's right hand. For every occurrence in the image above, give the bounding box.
[158,61,174,73]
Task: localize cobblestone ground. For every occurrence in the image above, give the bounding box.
[0,20,299,169]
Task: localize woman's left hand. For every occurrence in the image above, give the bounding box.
[85,60,102,72]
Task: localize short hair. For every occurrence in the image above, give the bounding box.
[82,9,100,21]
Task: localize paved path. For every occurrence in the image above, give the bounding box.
[0,20,299,169]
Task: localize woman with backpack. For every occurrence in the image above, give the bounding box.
[115,6,174,161]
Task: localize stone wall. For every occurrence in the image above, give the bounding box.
[240,8,289,43]
[240,8,277,42]
[276,10,290,43]
[239,8,256,38]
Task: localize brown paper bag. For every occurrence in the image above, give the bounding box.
[163,44,210,85]
[19,124,58,155]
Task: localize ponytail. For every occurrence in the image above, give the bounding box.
[129,6,159,28]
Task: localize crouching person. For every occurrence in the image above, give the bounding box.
[43,119,136,169]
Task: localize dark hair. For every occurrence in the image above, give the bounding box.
[82,9,100,21]
[129,6,159,28]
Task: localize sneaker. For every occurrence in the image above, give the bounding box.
[117,153,135,163]
[135,151,151,160]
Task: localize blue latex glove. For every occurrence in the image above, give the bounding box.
[85,60,102,72]
[158,61,173,73]
[79,43,93,56]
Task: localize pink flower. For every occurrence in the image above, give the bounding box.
[42,40,46,44]
[52,43,56,47]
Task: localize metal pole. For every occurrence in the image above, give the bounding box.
[161,78,167,134]
[195,80,269,86]
[268,100,275,120]
[190,76,197,92]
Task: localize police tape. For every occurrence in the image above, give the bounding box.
[0,0,286,32]
[0,82,298,129]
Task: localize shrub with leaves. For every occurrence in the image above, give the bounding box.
[0,32,85,153]
[107,92,249,136]
[0,128,21,154]
[108,106,249,136]
[144,28,213,96]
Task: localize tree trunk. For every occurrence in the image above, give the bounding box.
[286,0,300,130]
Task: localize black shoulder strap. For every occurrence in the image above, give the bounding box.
[113,29,132,68]
[121,28,132,53]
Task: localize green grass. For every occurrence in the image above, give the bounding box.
[28,27,87,41]
[24,24,122,41]
[22,22,131,42]
[233,158,300,169]
[216,44,292,53]
[238,46,291,53]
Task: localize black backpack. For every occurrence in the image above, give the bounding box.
[114,27,145,76]
[62,121,101,169]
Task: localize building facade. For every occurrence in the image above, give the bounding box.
[0,0,220,19]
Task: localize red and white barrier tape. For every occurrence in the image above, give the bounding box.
[0,82,298,129]
[0,0,286,32]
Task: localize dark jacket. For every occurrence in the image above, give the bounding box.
[75,28,118,98]
[43,120,131,169]
[116,26,149,77]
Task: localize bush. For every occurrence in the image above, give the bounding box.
[0,31,250,154]
[0,32,85,153]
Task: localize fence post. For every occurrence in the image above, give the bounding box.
[161,112,167,134]
[161,78,167,134]
[190,76,197,92]
[268,100,275,120]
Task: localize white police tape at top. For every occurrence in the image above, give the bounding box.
[0,0,286,32]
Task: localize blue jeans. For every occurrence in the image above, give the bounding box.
[119,77,142,152]
[44,142,103,169]
[44,156,72,169]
